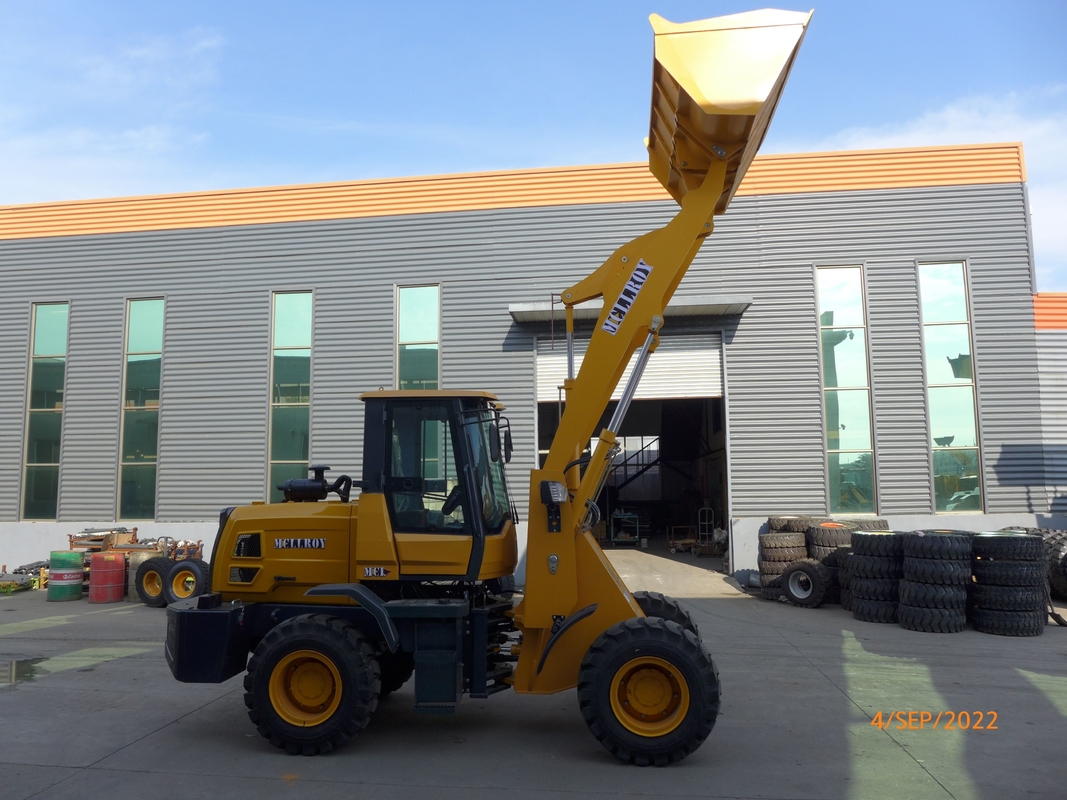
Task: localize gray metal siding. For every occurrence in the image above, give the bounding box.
[157,289,270,518]
[1038,331,1067,512]
[0,181,1042,524]
[865,261,931,513]
[0,303,30,519]
[57,296,124,520]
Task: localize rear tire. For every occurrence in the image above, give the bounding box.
[780,559,832,608]
[244,614,380,755]
[633,591,698,637]
[577,617,720,766]
[163,559,208,605]
[135,557,173,607]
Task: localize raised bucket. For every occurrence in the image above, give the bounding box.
[88,552,126,603]
[47,551,84,602]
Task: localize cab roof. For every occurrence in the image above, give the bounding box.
[359,390,500,401]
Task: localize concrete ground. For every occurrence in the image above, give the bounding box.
[2,546,1065,800]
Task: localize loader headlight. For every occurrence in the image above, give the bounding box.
[540,481,568,505]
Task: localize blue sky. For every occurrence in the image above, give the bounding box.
[1,1,1065,288]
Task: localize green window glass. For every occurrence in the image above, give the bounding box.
[397,286,440,390]
[920,263,981,512]
[119,299,164,519]
[919,263,969,323]
[23,303,68,519]
[270,292,312,502]
[817,267,875,515]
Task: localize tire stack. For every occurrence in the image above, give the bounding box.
[839,547,854,612]
[1001,527,1067,601]
[806,521,856,569]
[759,525,807,602]
[898,531,971,634]
[850,531,902,623]
[971,531,1047,637]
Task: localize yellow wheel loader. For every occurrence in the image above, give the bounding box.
[166,9,811,764]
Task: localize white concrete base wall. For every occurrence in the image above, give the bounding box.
[2,519,532,587]
[0,522,218,572]
[729,513,1067,576]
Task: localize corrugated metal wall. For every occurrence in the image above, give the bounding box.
[0,182,1042,523]
[536,333,723,402]
[1038,331,1067,513]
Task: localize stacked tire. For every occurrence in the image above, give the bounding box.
[1002,527,1067,601]
[759,527,806,601]
[898,531,971,634]
[806,521,856,568]
[839,547,854,612]
[971,531,1047,637]
[850,531,902,623]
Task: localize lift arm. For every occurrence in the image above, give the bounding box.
[512,9,812,694]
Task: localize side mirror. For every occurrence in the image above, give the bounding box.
[503,428,513,463]
[488,422,501,462]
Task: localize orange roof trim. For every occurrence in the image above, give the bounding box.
[0,142,1025,241]
[1035,293,1067,330]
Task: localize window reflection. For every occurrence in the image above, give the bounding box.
[822,328,868,388]
[923,325,972,384]
[23,303,67,520]
[825,389,872,451]
[817,268,865,328]
[929,386,977,448]
[119,300,163,519]
[270,292,312,502]
[919,263,968,323]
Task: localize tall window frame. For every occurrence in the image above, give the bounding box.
[816,265,877,515]
[918,261,983,513]
[118,298,164,520]
[23,302,69,520]
[396,285,441,391]
[269,291,313,502]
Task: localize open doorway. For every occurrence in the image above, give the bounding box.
[537,397,727,546]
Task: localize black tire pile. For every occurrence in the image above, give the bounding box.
[1001,527,1067,601]
[758,526,806,601]
[850,531,902,624]
[898,531,972,634]
[971,532,1047,637]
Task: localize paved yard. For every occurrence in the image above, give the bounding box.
[2,548,1065,800]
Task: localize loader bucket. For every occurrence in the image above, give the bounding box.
[647,8,813,212]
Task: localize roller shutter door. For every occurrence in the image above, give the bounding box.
[536,332,723,402]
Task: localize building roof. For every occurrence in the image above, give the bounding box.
[1035,293,1067,330]
[0,142,1026,242]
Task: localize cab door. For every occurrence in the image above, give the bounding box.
[385,401,474,576]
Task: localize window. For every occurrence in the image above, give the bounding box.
[24,303,68,519]
[919,262,982,512]
[397,285,439,390]
[385,402,468,533]
[119,299,164,519]
[817,267,875,514]
[269,292,312,502]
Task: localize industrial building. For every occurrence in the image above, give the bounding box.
[0,141,1063,575]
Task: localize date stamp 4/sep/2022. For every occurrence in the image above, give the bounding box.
[870,711,998,731]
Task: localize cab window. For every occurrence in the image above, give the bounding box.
[385,403,469,534]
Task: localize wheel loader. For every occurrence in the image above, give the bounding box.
[166,9,811,765]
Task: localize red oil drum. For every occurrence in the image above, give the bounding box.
[88,552,126,603]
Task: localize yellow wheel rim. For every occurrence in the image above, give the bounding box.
[143,570,163,597]
[269,650,343,727]
[609,656,690,737]
[170,569,197,599]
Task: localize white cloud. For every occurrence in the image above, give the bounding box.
[77,27,224,101]
[769,88,1067,291]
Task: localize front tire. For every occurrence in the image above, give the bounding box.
[632,591,699,637]
[244,614,380,755]
[577,617,720,766]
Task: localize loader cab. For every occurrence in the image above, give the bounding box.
[360,391,516,580]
